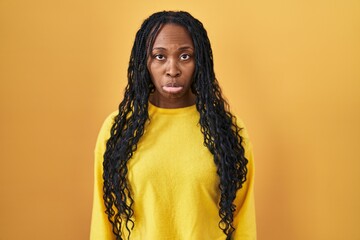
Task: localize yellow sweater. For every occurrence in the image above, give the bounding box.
[90,103,256,240]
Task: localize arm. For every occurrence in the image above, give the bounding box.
[232,121,257,240]
[90,112,117,240]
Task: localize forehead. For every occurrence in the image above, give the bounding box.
[152,24,194,48]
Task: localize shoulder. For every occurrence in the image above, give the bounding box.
[233,115,250,140]
[96,110,119,144]
[231,115,253,158]
[102,110,118,128]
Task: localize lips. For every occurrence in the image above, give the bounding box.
[162,83,183,94]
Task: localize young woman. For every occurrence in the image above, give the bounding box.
[90,11,256,240]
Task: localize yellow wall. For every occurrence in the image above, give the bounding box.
[0,0,359,239]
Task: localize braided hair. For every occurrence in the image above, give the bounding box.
[103,10,248,240]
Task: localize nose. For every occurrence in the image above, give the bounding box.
[166,59,181,78]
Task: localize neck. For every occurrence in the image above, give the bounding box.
[149,92,196,109]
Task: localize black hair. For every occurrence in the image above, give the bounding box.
[103,10,248,240]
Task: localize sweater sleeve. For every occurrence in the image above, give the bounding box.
[232,119,257,240]
[90,111,118,240]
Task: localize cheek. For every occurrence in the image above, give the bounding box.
[148,68,162,87]
[147,59,156,78]
[148,62,162,79]
[186,63,196,78]
[147,64,156,81]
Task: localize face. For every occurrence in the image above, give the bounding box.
[147,24,196,109]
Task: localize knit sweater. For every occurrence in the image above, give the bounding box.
[90,103,256,239]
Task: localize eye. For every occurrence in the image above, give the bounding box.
[154,54,165,60]
[180,54,191,60]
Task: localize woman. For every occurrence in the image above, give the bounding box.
[90,11,256,240]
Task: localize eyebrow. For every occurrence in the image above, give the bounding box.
[152,46,194,51]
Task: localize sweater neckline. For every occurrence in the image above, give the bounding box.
[148,101,197,116]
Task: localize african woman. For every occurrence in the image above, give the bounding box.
[90,11,256,240]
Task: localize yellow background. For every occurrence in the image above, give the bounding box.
[0,0,359,239]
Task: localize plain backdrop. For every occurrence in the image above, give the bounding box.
[0,0,359,239]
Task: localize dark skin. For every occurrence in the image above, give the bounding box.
[147,24,196,109]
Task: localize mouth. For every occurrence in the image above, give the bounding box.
[162,83,183,94]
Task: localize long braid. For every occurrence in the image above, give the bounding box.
[102,11,248,239]
[191,15,248,237]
